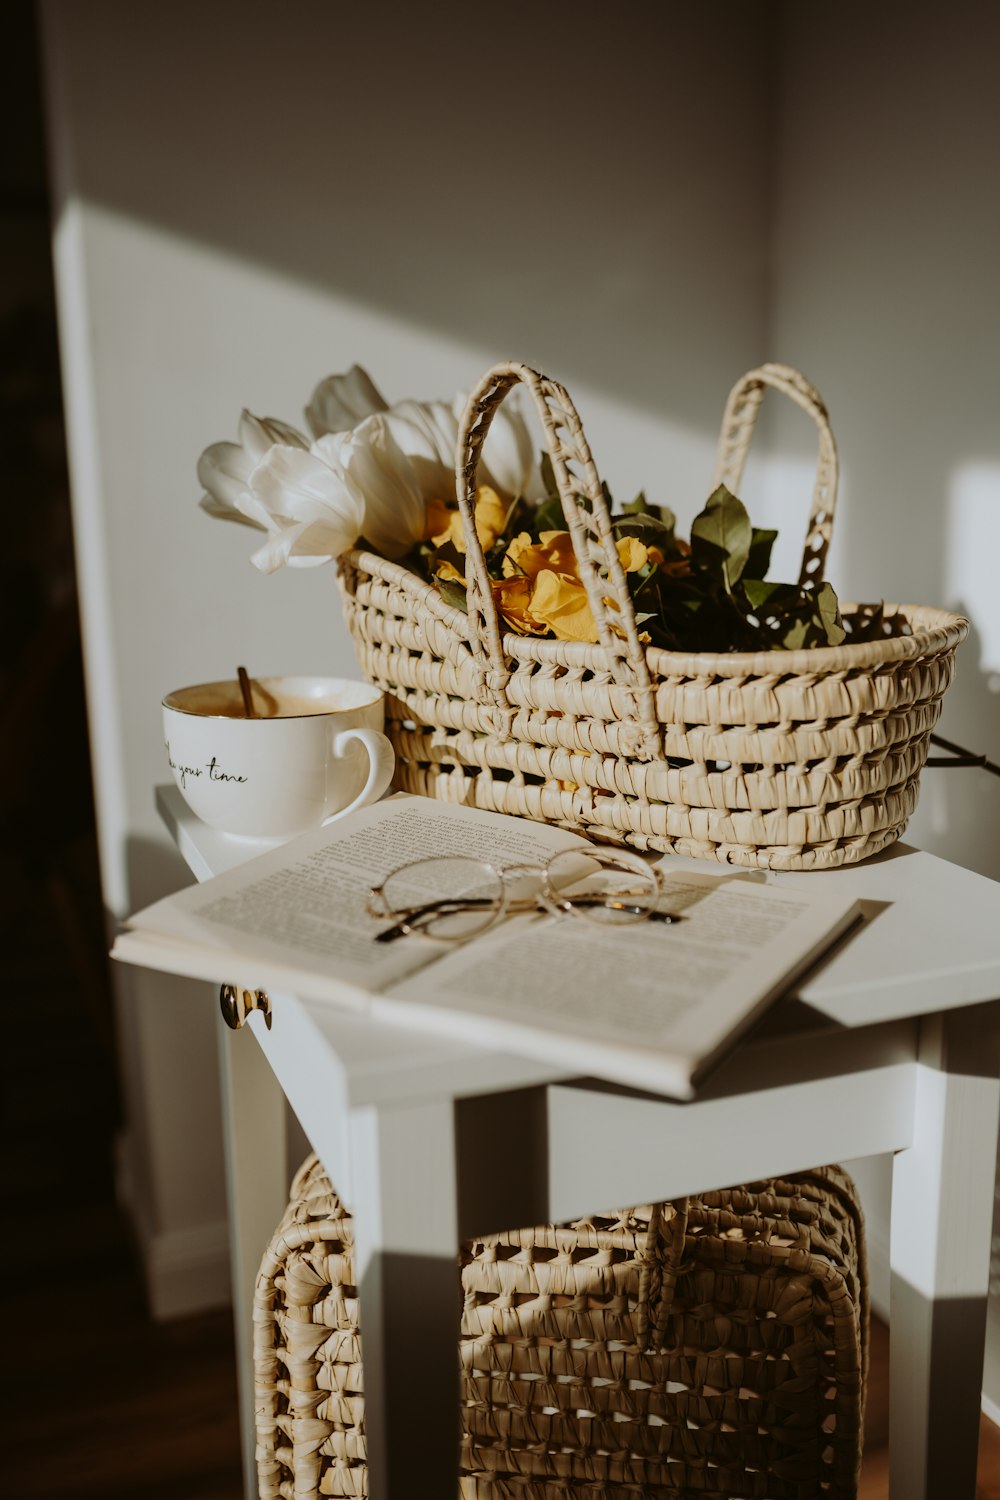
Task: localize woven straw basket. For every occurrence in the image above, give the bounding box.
[254,1154,867,1499]
[339,360,967,870]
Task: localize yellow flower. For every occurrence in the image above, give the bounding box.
[439,525,653,645]
[526,568,599,642]
[491,574,550,635]
[497,530,650,643]
[647,537,692,578]
[423,496,452,540]
[502,529,578,579]
[616,535,648,572]
[430,485,507,555]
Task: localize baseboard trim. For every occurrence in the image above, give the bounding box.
[115,1130,232,1320]
[144,1219,232,1320]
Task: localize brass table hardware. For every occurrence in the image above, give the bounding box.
[219,984,272,1031]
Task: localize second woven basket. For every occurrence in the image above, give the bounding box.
[340,361,966,870]
[254,1156,868,1499]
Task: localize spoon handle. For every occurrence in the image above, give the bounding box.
[236,665,256,718]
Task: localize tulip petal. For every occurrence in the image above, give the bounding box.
[305,365,389,439]
[197,440,255,516]
[239,409,309,462]
[198,489,270,532]
[327,417,428,561]
[389,399,459,470]
[247,444,366,568]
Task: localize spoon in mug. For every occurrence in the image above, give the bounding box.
[236,666,256,718]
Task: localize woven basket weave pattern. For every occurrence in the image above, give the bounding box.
[254,1156,867,1499]
[339,361,966,870]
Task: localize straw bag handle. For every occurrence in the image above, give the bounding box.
[456,361,662,760]
[712,362,839,585]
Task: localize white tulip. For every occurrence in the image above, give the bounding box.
[306,365,388,439]
[324,417,428,561]
[388,398,459,466]
[197,440,257,524]
[239,409,309,461]
[200,373,545,572]
[197,409,308,528]
[246,443,366,572]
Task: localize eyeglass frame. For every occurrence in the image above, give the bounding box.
[365,848,676,944]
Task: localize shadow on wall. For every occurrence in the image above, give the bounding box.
[908,608,1000,882]
[44,0,777,434]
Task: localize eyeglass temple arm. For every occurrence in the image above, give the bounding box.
[374,893,682,943]
[373,896,499,945]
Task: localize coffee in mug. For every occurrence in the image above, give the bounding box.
[162,675,395,840]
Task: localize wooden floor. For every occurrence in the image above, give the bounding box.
[2,849,244,1500]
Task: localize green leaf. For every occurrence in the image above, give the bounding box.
[539,450,557,499]
[613,513,678,548]
[690,485,752,591]
[431,537,466,575]
[533,493,567,533]
[780,616,810,650]
[746,527,777,580]
[742,578,792,610]
[435,577,469,613]
[812,581,845,645]
[621,492,678,531]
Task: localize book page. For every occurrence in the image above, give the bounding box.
[117,795,588,995]
[383,872,861,1096]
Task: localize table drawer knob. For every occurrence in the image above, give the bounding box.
[219,984,272,1031]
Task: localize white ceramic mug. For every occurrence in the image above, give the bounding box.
[162,675,395,840]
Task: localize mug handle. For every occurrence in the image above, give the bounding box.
[322,727,396,826]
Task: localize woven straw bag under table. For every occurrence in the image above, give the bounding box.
[254,1154,867,1499]
[339,361,966,870]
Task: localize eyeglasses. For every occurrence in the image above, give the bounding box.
[366,847,679,944]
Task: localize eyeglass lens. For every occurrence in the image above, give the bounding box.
[544,848,659,924]
[379,856,505,940]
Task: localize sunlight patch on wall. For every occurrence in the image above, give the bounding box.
[750,454,850,590]
[946,463,1000,683]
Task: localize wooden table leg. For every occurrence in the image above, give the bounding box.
[348,1097,461,1500]
[889,1005,1000,1500]
[216,1008,290,1500]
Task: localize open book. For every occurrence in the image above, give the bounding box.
[113,796,862,1099]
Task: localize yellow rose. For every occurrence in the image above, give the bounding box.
[526,568,599,642]
[431,485,507,555]
[616,536,648,572]
[503,530,579,579]
[491,574,550,635]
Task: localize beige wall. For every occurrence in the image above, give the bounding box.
[769,0,1000,880]
[42,0,776,1315]
[768,0,1000,1382]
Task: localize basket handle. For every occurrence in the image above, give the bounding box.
[455,360,662,760]
[711,362,839,586]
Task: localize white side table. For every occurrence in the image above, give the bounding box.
[156,785,1000,1500]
